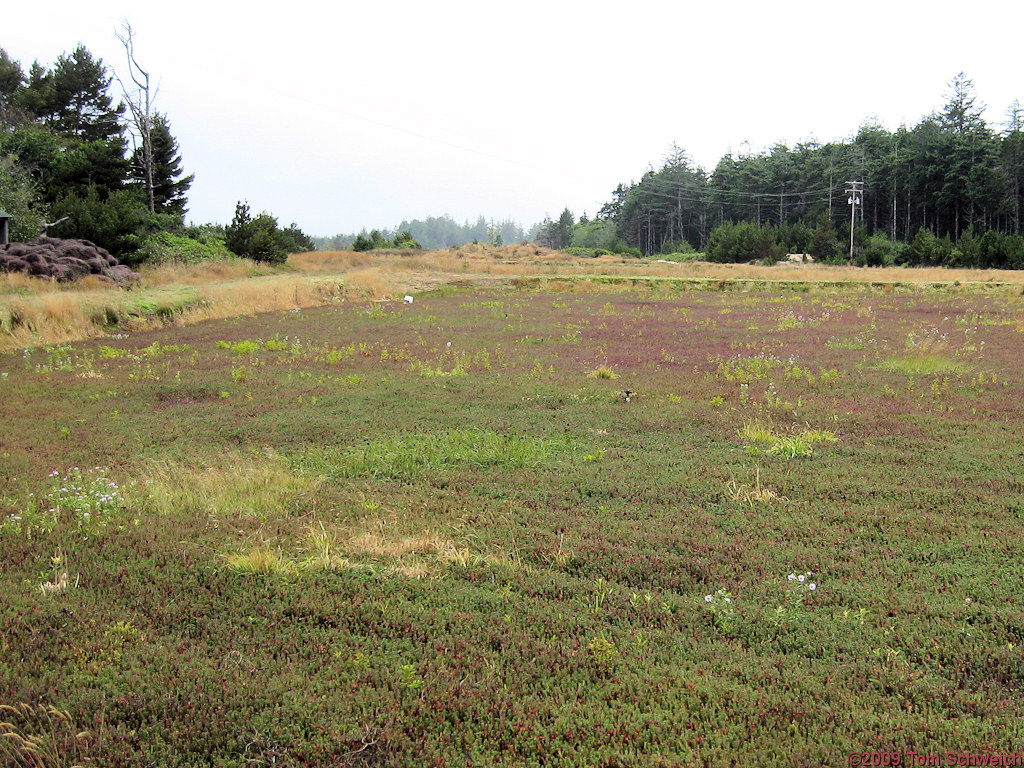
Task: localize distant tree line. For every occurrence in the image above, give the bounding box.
[560,74,1024,268]
[314,215,524,251]
[0,42,312,265]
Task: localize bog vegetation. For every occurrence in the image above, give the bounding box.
[2,249,1024,766]
[4,30,1024,768]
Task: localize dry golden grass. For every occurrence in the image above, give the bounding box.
[288,250,375,273]
[193,276,323,320]
[727,466,787,508]
[349,531,448,559]
[1,270,126,295]
[41,294,88,326]
[0,702,93,767]
[223,547,298,575]
[342,269,395,299]
[139,259,261,287]
[652,260,1024,284]
[0,272,49,295]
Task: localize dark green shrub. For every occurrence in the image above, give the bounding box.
[706,222,783,263]
[352,229,395,252]
[776,222,813,255]
[808,214,842,262]
[47,186,149,257]
[224,201,287,264]
[902,228,953,266]
[857,233,898,267]
[976,230,1024,269]
[658,239,696,256]
[275,223,316,254]
[392,230,421,250]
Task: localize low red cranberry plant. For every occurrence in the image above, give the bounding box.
[2,281,1023,766]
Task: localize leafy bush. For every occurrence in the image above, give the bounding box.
[807,213,842,262]
[563,247,601,258]
[569,218,617,250]
[0,156,46,242]
[605,240,641,257]
[656,251,702,263]
[776,221,813,255]
[130,231,233,265]
[978,230,1024,269]
[392,230,421,250]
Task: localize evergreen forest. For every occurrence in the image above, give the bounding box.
[542,74,1024,268]
[0,42,312,266]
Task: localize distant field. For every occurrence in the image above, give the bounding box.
[3,255,1024,766]
[4,244,1024,352]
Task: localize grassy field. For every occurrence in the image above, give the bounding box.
[2,251,1024,766]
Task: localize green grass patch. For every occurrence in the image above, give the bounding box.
[740,420,838,458]
[302,428,574,480]
[877,353,974,376]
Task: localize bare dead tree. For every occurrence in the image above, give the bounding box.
[39,216,69,236]
[116,21,155,213]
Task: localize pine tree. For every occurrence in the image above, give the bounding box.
[42,45,125,143]
[132,113,193,219]
[225,201,286,263]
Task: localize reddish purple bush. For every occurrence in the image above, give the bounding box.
[0,237,139,284]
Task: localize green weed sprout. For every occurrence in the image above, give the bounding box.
[703,588,739,634]
[770,571,818,628]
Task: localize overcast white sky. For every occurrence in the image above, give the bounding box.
[6,1,1024,236]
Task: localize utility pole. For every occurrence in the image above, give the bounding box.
[846,181,863,265]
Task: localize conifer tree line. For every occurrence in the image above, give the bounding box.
[314,216,525,252]
[551,74,1024,268]
[0,42,312,264]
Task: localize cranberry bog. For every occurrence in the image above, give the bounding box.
[2,277,1024,766]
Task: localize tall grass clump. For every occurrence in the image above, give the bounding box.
[0,703,94,767]
[739,421,837,458]
[587,364,619,379]
[139,257,258,287]
[223,547,298,575]
[130,451,319,521]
